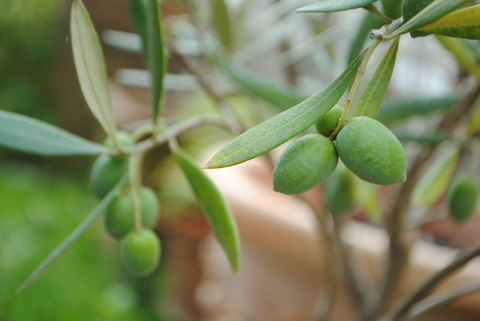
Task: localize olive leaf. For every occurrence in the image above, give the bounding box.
[297,0,378,12]
[394,131,454,146]
[391,0,470,38]
[436,36,480,81]
[70,0,117,139]
[223,62,307,111]
[0,110,107,156]
[381,0,402,19]
[171,141,240,272]
[17,174,129,293]
[146,0,167,123]
[411,149,459,208]
[375,94,459,123]
[206,52,365,169]
[211,0,233,51]
[417,4,480,39]
[347,12,384,65]
[353,37,399,118]
[402,0,435,23]
[127,0,149,60]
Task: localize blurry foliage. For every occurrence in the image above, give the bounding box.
[0,162,170,321]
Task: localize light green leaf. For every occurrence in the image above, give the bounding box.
[297,0,378,12]
[171,142,240,272]
[417,5,480,39]
[211,0,233,51]
[391,0,470,38]
[436,35,480,81]
[206,52,365,169]
[353,175,381,223]
[353,38,399,118]
[347,12,384,65]
[375,95,459,123]
[17,173,129,293]
[70,0,116,138]
[411,149,459,207]
[127,0,149,60]
[146,0,166,123]
[0,110,107,156]
[223,63,307,111]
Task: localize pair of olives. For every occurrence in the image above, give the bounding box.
[273,105,408,195]
[90,131,161,277]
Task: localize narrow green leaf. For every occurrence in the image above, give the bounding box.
[171,142,240,272]
[0,110,107,156]
[436,35,480,81]
[70,0,117,138]
[17,174,129,293]
[224,63,307,111]
[394,131,454,145]
[347,12,384,65]
[381,0,402,19]
[402,0,435,23]
[392,0,470,38]
[206,52,365,169]
[127,0,149,60]
[211,0,233,51]
[297,0,378,12]
[375,95,459,123]
[146,0,167,123]
[353,175,381,223]
[411,149,459,207]
[353,38,399,118]
[418,5,480,40]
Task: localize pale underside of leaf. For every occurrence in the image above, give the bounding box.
[353,38,399,118]
[297,0,378,12]
[391,0,470,37]
[0,110,107,156]
[206,52,365,169]
[71,0,116,138]
[418,5,480,39]
[171,142,240,272]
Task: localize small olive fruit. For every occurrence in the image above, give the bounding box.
[104,131,135,151]
[447,175,479,223]
[121,229,160,277]
[326,164,355,216]
[273,133,338,195]
[315,105,344,137]
[90,154,129,199]
[336,116,407,185]
[104,187,160,239]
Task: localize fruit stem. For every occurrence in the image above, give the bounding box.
[331,39,382,137]
[128,153,144,233]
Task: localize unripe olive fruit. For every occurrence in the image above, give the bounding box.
[336,116,407,185]
[315,105,344,137]
[104,187,160,239]
[273,133,338,195]
[447,175,479,223]
[121,229,160,277]
[326,164,355,216]
[104,131,135,151]
[90,154,129,199]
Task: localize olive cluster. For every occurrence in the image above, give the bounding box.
[273,105,408,199]
[90,131,161,277]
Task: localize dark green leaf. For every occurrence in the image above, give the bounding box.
[71,0,117,138]
[206,52,365,168]
[224,63,307,111]
[402,0,434,23]
[127,0,149,60]
[0,110,107,156]
[353,38,399,118]
[347,12,384,65]
[297,0,378,12]
[375,95,459,122]
[17,173,129,293]
[146,0,166,123]
[418,5,480,40]
[171,142,240,272]
[211,0,233,51]
[381,0,402,19]
[392,0,470,38]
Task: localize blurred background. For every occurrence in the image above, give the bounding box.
[1,0,480,320]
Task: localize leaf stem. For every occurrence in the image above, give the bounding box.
[365,4,392,24]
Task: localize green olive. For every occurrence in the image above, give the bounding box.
[326,163,355,216]
[315,105,344,137]
[104,131,135,151]
[273,133,338,195]
[336,116,407,185]
[90,154,129,199]
[447,175,478,223]
[121,229,160,277]
[104,187,160,239]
